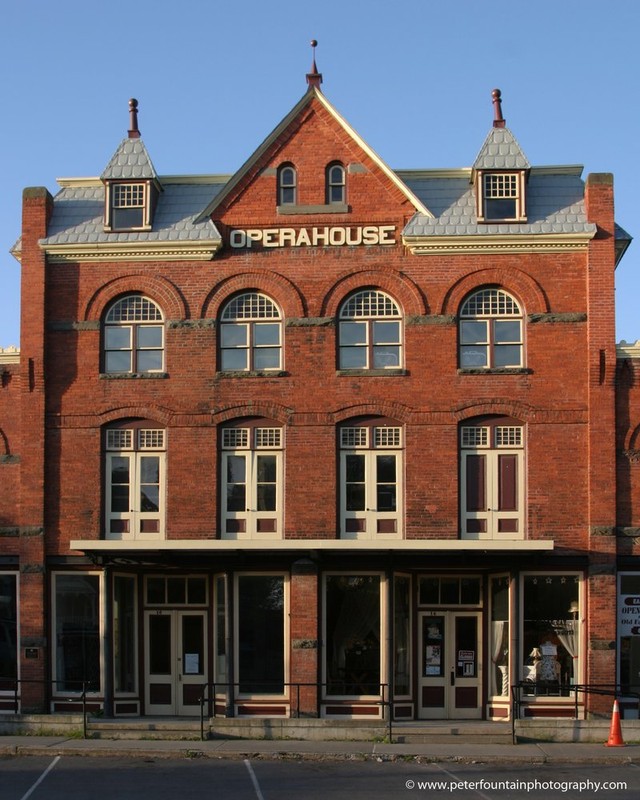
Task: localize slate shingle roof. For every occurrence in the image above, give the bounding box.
[472,126,531,170]
[100,138,159,181]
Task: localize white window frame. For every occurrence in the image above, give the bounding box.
[338,290,403,370]
[327,162,346,204]
[340,425,403,539]
[221,426,284,539]
[477,171,526,222]
[460,423,524,540]
[106,181,151,231]
[459,288,523,369]
[278,164,297,206]
[219,293,282,372]
[105,427,166,540]
[103,295,164,374]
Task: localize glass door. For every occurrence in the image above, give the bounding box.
[418,611,482,719]
[145,610,207,715]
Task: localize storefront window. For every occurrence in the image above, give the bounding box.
[326,575,381,696]
[522,574,580,692]
[394,576,410,696]
[490,576,509,696]
[54,574,101,692]
[237,575,285,694]
[619,573,640,695]
[113,575,136,694]
[0,574,17,687]
[215,575,228,684]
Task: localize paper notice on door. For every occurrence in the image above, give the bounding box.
[184,653,200,674]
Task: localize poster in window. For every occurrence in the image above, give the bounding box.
[425,645,441,675]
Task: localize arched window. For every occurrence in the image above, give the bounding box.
[220,419,284,539]
[326,162,346,204]
[460,416,524,540]
[277,164,297,205]
[219,292,282,372]
[339,418,403,539]
[459,288,523,368]
[338,289,402,370]
[105,421,166,540]
[103,295,164,373]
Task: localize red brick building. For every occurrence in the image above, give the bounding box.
[1,59,638,723]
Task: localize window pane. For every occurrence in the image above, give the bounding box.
[253,348,280,370]
[394,577,410,695]
[339,347,367,369]
[227,455,246,483]
[221,349,248,371]
[373,346,400,368]
[494,345,522,367]
[494,320,521,343]
[105,350,132,373]
[113,576,136,693]
[140,456,159,484]
[376,454,396,483]
[460,321,488,344]
[111,485,129,512]
[137,351,163,372]
[257,455,276,483]
[137,326,163,348]
[111,456,130,483]
[167,578,186,604]
[257,484,276,511]
[377,484,396,512]
[188,577,207,605]
[326,575,380,696]
[238,576,284,693]
[485,198,516,219]
[140,486,159,512]
[105,327,131,349]
[254,323,280,346]
[340,321,367,345]
[149,614,171,674]
[372,321,400,344]
[460,346,488,367]
[346,454,365,482]
[346,484,365,511]
[55,574,100,691]
[220,324,248,347]
[147,577,165,604]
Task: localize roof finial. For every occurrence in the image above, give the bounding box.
[306,39,323,89]
[492,88,505,128]
[128,98,140,139]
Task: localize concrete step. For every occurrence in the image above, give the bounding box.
[391,722,513,745]
[86,718,203,741]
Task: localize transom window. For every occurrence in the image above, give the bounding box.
[221,423,283,539]
[326,162,346,204]
[459,288,523,369]
[219,293,282,372]
[278,164,297,205]
[460,418,524,540]
[339,290,402,370]
[481,172,524,221]
[111,182,146,229]
[340,421,403,539]
[105,425,166,540]
[104,295,164,374]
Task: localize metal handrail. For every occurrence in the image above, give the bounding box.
[0,677,94,738]
[198,681,391,742]
[510,681,640,744]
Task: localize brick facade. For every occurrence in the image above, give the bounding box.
[1,78,637,721]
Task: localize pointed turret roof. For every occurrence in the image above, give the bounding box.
[100,99,160,181]
[472,90,530,171]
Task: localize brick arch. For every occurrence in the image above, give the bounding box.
[625,423,640,451]
[332,401,413,424]
[320,270,427,318]
[212,402,293,426]
[202,271,305,319]
[97,406,174,427]
[440,268,548,317]
[84,275,187,322]
[453,399,537,424]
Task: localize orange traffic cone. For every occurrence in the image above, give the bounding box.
[605,699,625,747]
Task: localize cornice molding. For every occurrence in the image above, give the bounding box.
[403,233,594,256]
[39,240,222,263]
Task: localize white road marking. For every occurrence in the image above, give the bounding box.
[19,755,61,800]
[244,758,266,800]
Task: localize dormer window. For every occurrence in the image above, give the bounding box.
[478,171,526,222]
[105,180,155,232]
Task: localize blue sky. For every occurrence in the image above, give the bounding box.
[1,0,638,347]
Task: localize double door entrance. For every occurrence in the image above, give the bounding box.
[418,611,482,719]
[145,610,207,715]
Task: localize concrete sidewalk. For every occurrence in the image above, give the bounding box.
[1,735,640,763]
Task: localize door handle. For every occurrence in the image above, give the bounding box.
[450,669,455,686]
